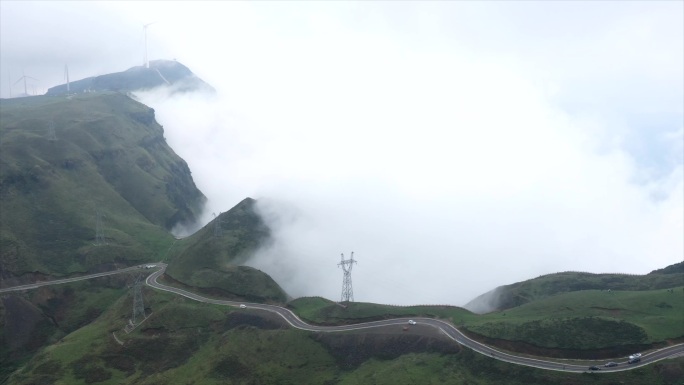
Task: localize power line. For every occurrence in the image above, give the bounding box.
[338,252,357,303]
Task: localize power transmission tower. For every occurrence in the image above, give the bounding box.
[213,212,222,238]
[94,210,106,246]
[132,275,146,324]
[47,121,57,141]
[125,275,148,333]
[338,252,357,303]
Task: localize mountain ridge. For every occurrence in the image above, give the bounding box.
[45,60,215,96]
[464,261,684,314]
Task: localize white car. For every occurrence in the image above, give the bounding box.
[239,304,246,309]
[408,320,416,325]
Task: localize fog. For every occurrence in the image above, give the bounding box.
[2,2,683,305]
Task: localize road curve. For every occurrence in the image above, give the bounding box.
[145,263,684,373]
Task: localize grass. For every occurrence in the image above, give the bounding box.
[288,297,477,326]
[463,287,684,349]
[7,287,684,385]
[0,92,205,277]
[165,198,288,302]
[0,272,139,383]
[289,287,684,352]
[472,266,684,311]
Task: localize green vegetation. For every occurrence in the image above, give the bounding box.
[7,287,684,385]
[0,273,137,382]
[289,297,474,325]
[463,287,684,350]
[165,198,288,302]
[467,264,684,311]
[0,92,205,277]
[3,87,683,383]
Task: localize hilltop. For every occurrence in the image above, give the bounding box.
[164,198,288,302]
[46,60,215,96]
[464,262,684,314]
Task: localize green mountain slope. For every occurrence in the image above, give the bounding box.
[165,198,287,302]
[6,284,683,385]
[462,286,684,354]
[465,262,684,313]
[0,92,206,281]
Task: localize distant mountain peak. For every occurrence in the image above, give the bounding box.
[46,59,215,96]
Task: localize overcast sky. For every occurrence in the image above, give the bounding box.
[2,1,682,306]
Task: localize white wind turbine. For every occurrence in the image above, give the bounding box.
[13,71,38,96]
[143,21,157,68]
[64,64,70,93]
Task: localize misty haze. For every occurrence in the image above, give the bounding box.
[2,1,682,307]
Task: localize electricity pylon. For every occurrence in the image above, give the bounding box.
[131,275,146,325]
[47,121,57,141]
[338,252,357,303]
[213,212,222,238]
[94,210,106,246]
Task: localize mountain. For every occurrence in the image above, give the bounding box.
[4,268,683,385]
[0,86,288,379]
[164,198,288,303]
[464,261,684,314]
[45,60,215,96]
[2,65,682,384]
[0,92,206,284]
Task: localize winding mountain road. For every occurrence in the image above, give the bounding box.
[144,263,684,373]
[0,265,146,294]
[3,263,682,373]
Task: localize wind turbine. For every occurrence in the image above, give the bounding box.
[143,21,157,68]
[14,71,38,96]
[64,64,70,93]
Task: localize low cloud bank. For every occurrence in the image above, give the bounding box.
[135,52,682,306]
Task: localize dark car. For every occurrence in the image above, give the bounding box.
[628,358,641,364]
[588,366,600,371]
[604,362,618,367]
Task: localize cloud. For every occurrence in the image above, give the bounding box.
[136,47,682,305]
[4,2,682,305]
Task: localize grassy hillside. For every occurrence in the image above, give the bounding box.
[6,286,683,385]
[0,92,205,280]
[290,285,684,356]
[465,262,684,313]
[0,272,140,382]
[462,287,684,353]
[165,198,288,302]
[289,296,473,325]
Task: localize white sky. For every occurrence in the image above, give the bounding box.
[1,1,683,306]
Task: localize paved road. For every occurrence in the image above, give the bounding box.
[145,263,684,374]
[0,265,151,294]
[3,263,682,373]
